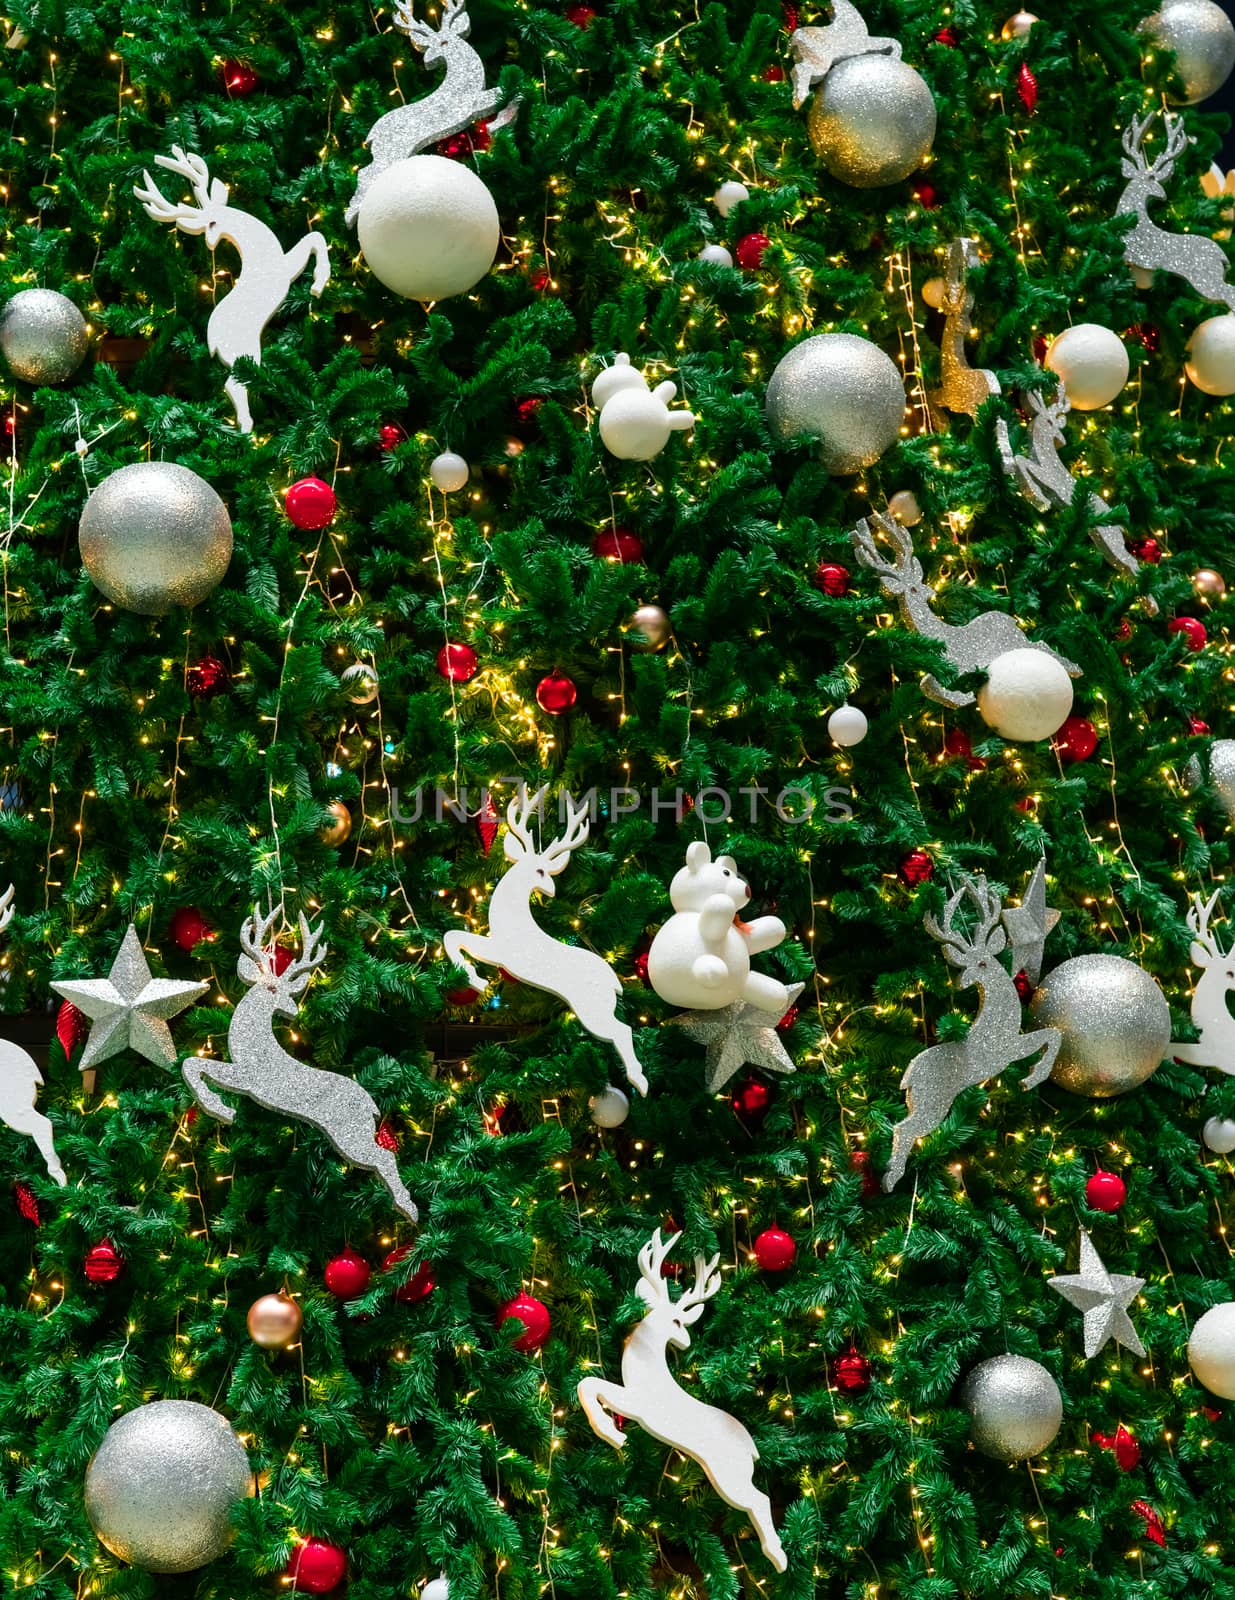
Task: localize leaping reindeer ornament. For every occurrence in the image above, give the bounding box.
[0,887,65,1186]
[1169,890,1235,1075]
[884,877,1061,1192]
[443,788,648,1095]
[577,1229,787,1573]
[183,907,418,1221]
[788,0,900,109]
[134,147,331,433]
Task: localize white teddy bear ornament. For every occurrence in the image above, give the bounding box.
[591,352,696,462]
[647,842,790,1012]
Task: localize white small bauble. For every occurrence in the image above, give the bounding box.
[1185,314,1235,395]
[921,277,948,311]
[341,663,380,705]
[827,703,868,747]
[1188,1302,1235,1397]
[357,154,499,302]
[421,1577,450,1600]
[588,1086,631,1128]
[765,332,905,475]
[712,180,750,217]
[429,451,470,492]
[1044,324,1130,410]
[976,648,1074,742]
[888,488,923,525]
[1144,0,1235,103]
[698,243,735,268]
[1203,1115,1235,1153]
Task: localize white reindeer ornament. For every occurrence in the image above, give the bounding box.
[134,147,331,433]
[577,1229,786,1573]
[182,907,418,1220]
[443,789,648,1095]
[1169,890,1235,1075]
[0,888,65,1185]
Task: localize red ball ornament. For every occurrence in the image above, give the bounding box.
[497,1291,551,1351]
[911,180,940,209]
[383,1245,436,1304]
[814,562,851,596]
[566,1,597,24]
[1016,60,1037,114]
[220,59,259,96]
[735,232,771,271]
[1054,715,1098,762]
[1013,969,1034,1003]
[1094,1425,1141,1471]
[271,945,294,977]
[168,906,214,953]
[287,1538,347,1594]
[1128,536,1161,565]
[84,1238,124,1284]
[1169,616,1207,651]
[848,1148,880,1197]
[932,24,959,44]
[899,849,934,887]
[536,672,577,715]
[187,654,229,699]
[732,1076,772,1118]
[832,1347,872,1396]
[592,527,644,563]
[379,423,406,451]
[776,1005,799,1032]
[944,727,972,757]
[515,396,545,426]
[781,1,799,30]
[632,949,651,984]
[1113,618,1135,643]
[56,999,89,1059]
[1085,1170,1127,1213]
[13,1181,39,1225]
[762,63,786,81]
[324,1249,371,1300]
[1031,332,1049,364]
[436,641,479,683]
[753,1226,796,1271]
[1189,716,1211,735]
[285,477,337,531]
[1127,322,1160,352]
[375,1120,400,1152]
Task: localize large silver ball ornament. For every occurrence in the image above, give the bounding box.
[1143,0,1235,103]
[0,289,90,384]
[960,1355,1062,1460]
[807,54,937,187]
[78,463,233,615]
[1031,953,1171,1097]
[84,1400,252,1572]
[1210,739,1235,821]
[766,333,905,474]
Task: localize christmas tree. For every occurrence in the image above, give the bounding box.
[4,0,1235,1594]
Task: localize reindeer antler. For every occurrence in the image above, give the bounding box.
[134,145,213,224]
[392,0,441,47]
[851,511,927,594]
[504,785,547,862]
[637,1227,679,1300]
[0,884,15,937]
[925,876,1005,968]
[676,1249,722,1325]
[239,904,282,969]
[542,794,591,876]
[1188,888,1226,961]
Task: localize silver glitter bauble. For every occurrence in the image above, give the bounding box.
[0,289,89,384]
[1144,0,1235,103]
[78,463,232,615]
[84,1400,251,1572]
[766,333,905,474]
[961,1354,1062,1460]
[1211,740,1235,820]
[341,662,380,704]
[627,603,671,650]
[1031,953,1171,1097]
[807,54,937,188]
[1188,1301,1235,1397]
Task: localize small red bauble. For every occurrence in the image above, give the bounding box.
[899,849,934,887]
[437,642,479,683]
[220,60,259,95]
[781,2,799,30]
[849,1148,880,1198]
[735,232,771,271]
[762,63,786,81]
[56,999,89,1059]
[632,949,650,984]
[911,180,939,209]
[733,1077,771,1118]
[1189,716,1211,735]
[324,1249,371,1300]
[1202,1402,1223,1420]
[1054,715,1098,762]
[383,1245,436,1304]
[776,1005,799,1032]
[1169,617,1207,651]
[1016,61,1037,113]
[536,672,577,715]
[271,945,294,977]
[1085,1170,1127,1213]
[187,654,229,699]
[375,1120,400,1152]
[1013,969,1034,1003]
[1094,1425,1140,1471]
[515,396,545,425]
[814,561,851,596]
[832,1347,872,1395]
[497,1291,551,1351]
[447,985,479,1006]
[753,1226,796,1271]
[932,24,959,44]
[84,1238,124,1284]
[1127,322,1160,352]
[379,423,406,451]
[169,906,213,953]
[1031,333,1049,364]
[1113,618,1135,643]
[287,1538,347,1594]
[1128,536,1161,564]
[1013,795,1036,814]
[566,1,597,24]
[592,527,644,563]
[944,727,972,757]
[13,1181,39,1224]
[1131,1500,1166,1549]
[285,477,337,531]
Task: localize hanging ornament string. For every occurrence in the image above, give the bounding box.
[425,481,465,804]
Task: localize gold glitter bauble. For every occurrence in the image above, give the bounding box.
[1031,953,1170,1096]
[320,801,352,846]
[961,1355,1062,1460]
[807,54,937,188]
[246,1292,303,1348]
[627,604,671,650]
[78,462,232,615]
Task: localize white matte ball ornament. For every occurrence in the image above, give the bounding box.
[698,243,735,268]
[712,180,750,217]
[961,1355,1062,1461]
[975,648,1074,741]
[429,451,470,492]
[1044,324,1130,410]
[0,288,89,383]
[765,333,906,475]
[1204,1116,1235,1153]
[1188,1302,1235,1397]
[1144,0,1235,103]
[588,1085,630,1128]
[827,703,868,747]
[341,663,380,705]
[1185,314,1235,395]
[807,54,937,188]
[357,155,499,302]
[421,1578,450,1600]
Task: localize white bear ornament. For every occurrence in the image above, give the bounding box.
[647,843,790,1012]
[592,353,696,462]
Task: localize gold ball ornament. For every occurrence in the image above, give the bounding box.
[1193,567,1227,599]
[1143,0,1235,103]
[246,1292,303,1349]
[1031,953,1171,1096]
[0,288,90,383]
[627,604,671,650]
[888,489,923,525]
[807,54,937,188]
[921,276,948,310]
[320,802,352,846]
[1001,10,1039,38]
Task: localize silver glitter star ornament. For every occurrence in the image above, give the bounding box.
[52,926,207,1073]
[669,983,804,1093]
[1049,1231,1145,1359]
[1001,859,1060,985]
